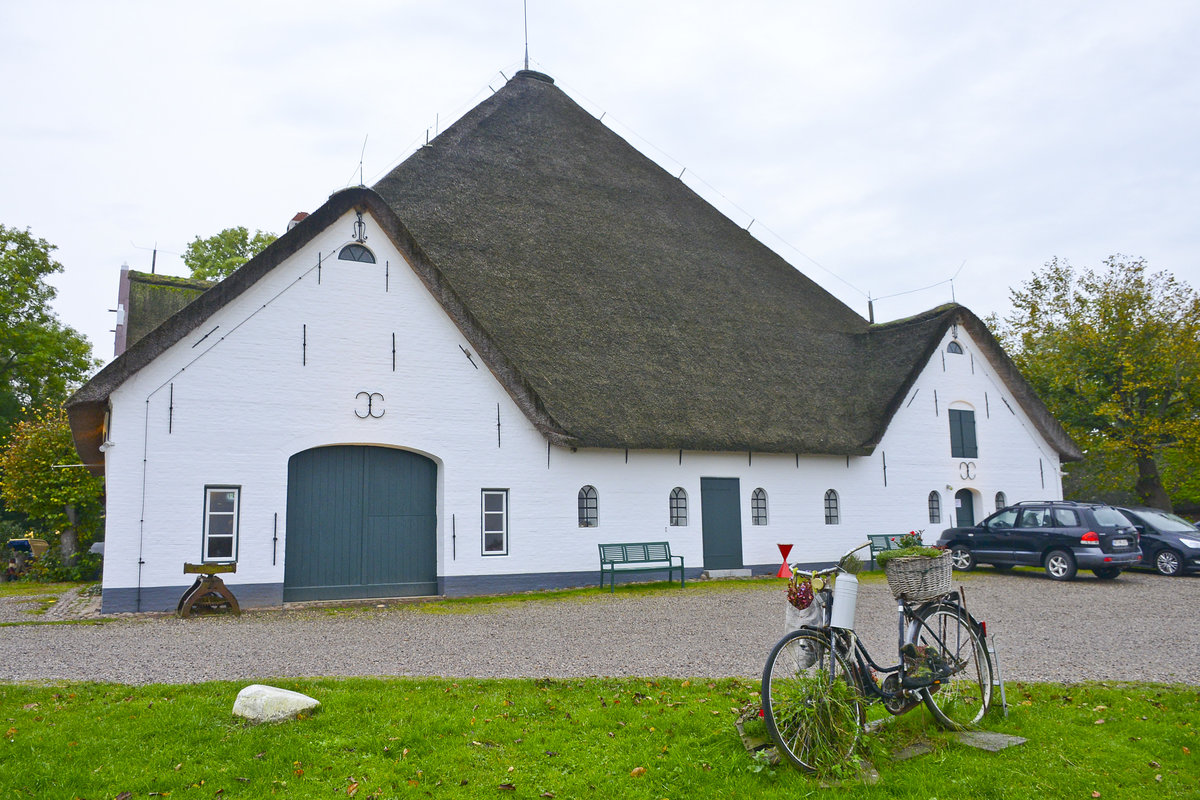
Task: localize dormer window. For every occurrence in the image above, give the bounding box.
[338,244,376,263]
[947,341,964,354]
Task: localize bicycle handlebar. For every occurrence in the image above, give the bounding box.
[789,541,872,580]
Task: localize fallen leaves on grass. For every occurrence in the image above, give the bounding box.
[630,767,647,777]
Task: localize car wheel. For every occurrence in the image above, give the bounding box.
[949,545,975,571]
[1092,567,1122,580]
[1044,549,1077,581]
[1155,549,1183,577]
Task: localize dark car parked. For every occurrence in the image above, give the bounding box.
[1115,506,1200,576]
[936,500,1142,581]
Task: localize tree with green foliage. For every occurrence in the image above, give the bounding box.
[0,406,104,566]
[0,225,98,441]
[993,256,1200,511]
[183,226,277,280]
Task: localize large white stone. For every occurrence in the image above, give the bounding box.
[232,684,320,724]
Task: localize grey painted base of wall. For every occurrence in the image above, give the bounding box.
[101,563,805,613]
[102,582,284,614]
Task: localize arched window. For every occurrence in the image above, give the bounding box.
[751,489,768,525]
[338,243,376,263]
[670,487,688,526]
[995,491,1007,511]
[947,341,964,354]
[824,490,840,525]
[578,485,598,527]
[928,491,942,524]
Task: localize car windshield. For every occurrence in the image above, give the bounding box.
[987,508,1019,528]
[1092,507,1132,527]
[1130,509,1199,533]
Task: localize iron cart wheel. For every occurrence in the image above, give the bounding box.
[761,629,863,773]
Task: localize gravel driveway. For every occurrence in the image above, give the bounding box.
[2,569,1197,685]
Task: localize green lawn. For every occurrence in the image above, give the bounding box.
[1,678,1195,799]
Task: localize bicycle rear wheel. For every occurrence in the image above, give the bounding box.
[761,629,863,772]
[909,604,992,729]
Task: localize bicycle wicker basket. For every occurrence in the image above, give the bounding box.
[883,551,952,602]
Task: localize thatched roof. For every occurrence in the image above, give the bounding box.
[123,271,212,352]
[66,69,1081,472]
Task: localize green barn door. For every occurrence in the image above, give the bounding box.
[701,477,743,570]
[284,446,437,601]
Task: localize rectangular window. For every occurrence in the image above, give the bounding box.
[203,486,240,562]
[948,409,978,458]
[482,489,508,555]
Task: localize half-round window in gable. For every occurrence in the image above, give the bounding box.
[947,341,964,354]
[338,243,376,263]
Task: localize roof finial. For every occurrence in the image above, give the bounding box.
[523,0,530,70]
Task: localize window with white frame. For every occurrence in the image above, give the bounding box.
[670,487,688,526]
[995,491,1007,511]
[203,486,240,562]
[578,485,598,527]
[928,491,942,524]
[751,488,768,525]
[482,489,508,555]
[824,490,840,525]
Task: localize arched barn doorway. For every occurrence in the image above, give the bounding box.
[284,445,437,601]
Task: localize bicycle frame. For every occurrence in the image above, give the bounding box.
[810,583,982,708]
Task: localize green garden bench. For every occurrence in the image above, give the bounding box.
[867,534,907,569]
[598,542,685,592]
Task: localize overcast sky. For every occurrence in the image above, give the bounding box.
[3,1,1197,367]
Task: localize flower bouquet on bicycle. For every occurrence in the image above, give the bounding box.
[761,540,993,773]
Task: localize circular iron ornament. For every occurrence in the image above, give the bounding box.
[959,461,976,481]
[355,391,385,419]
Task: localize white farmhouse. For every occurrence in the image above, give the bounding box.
[67,70,1079,613]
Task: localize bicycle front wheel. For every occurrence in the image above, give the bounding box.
[910,604,992,729]
[761,629,863,772]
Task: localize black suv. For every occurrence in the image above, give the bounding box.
[1114,506,1200,576]
[936,501,1141,581]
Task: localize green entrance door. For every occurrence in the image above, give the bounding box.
[701,477,743,570]
[284,445,437,601]
[955,489,976,528]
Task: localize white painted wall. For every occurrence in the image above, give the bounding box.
[100,209,1063,603]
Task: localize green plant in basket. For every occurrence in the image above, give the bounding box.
[875,530,945,567]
